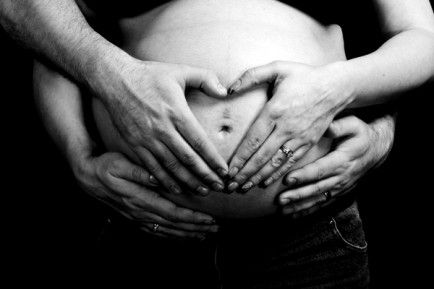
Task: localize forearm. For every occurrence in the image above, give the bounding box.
[336,28,434,107]
[367,113,396,168]
[1,0,131,95]
[33,60,93,165]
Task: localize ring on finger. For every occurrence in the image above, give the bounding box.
[152,223,160,232]
[279,144,294,159]
[322,191,332,202]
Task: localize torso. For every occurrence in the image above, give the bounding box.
[92,0,347,218]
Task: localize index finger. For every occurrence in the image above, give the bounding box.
[175,109,229,178]
[228,61,282,94]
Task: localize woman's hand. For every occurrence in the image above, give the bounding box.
[278,115,395,218]
[98,60,229,196]
[226,61,354,193]
[73,152,219,240]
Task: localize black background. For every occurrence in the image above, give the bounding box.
[1,1,433,287]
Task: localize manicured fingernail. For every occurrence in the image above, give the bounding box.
[264,177,274,186]
[212,182,224,192]
[218,168,228,178]
[197,185,210,196]
[227,181,239,192]
[228,80,241,94]
[149,175,159,185]
[241,181,253,192]
[228,167,239,178]
[285,177,297,186]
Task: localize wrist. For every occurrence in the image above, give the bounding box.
[80,38,136,100]
[64,135,96,179]
[322,61,357,111]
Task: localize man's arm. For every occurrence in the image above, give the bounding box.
[33,60,219,239]
[0,0,229,195]
[279,114,396,217]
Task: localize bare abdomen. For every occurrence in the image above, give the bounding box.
[92,0,347,218]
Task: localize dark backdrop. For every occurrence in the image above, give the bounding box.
[1,1,433,287]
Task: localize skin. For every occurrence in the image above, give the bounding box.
[34,60,395,238]
[226,0,434,192]
[0,0,229,196]
[0,0,399,236]
[280,114,396,217]
[33,61,219,240]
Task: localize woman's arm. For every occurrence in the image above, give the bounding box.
[0,0,229,196]
[225,0,434,191]
[33,60,218,240]
[336,0,434,107]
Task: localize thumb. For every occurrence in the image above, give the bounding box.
[184,67,228,99]
[326,116,363,138]
[325,116,362,139]
[228,62,282,95]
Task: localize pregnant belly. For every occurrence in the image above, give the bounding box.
[92,0,347,218]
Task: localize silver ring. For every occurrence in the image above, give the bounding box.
[152,223,160,232]
[279,145,294,158]
[323,191,332,202]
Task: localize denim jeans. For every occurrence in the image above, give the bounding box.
[95,201,369,289]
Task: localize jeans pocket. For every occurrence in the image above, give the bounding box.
[330,204,368,252]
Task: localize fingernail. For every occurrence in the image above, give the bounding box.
[218,168,228,178]
[210,225,219,233]
[149,175,159,185]
[241,181,253,192]
[228,80,241,94]
[228,167,239,178]
[217,83,227,95]
[196,185,210,196]
[172,186,182,194]
[264,177,274,186]
[280,197,290,205]
[212,182,224,192]
[202,217,216,224]
[286,177,297,187]
[227,181,239,192]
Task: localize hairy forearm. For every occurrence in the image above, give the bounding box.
[337,28,434,107]
[33,60,93,164]
[368,113,396,168]
[1,0,131,95]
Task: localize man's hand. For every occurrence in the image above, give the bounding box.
[73,152,219,240]
[277,115,395,218]
[226,61,353,192]
[96,60,229,196]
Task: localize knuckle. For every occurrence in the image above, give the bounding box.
[250,174,262,185]
[165,159,180,171]
[254,155,266,166]
[267,103,284,120]
[236,174,247,183]
[246,136,262,151]
[191,137,205,151]
[316,166,325,180]
[314,184,322,195]
[271,154,284,168]
[244,68,258,84]
[131,167,145,181]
